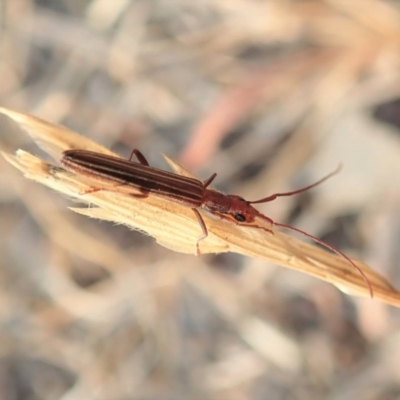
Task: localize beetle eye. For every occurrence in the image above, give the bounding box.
[235,214,246,222]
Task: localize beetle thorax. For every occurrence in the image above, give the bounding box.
[202,190,256,223]
[202,189,233,214]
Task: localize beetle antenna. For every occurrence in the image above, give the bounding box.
[249,164,342,205]
[270,219,373,297]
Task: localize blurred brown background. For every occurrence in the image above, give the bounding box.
[1,1,400,399]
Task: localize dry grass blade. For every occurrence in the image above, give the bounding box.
[1,108,400,306]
